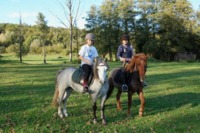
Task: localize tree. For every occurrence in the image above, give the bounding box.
[99,0,120,61]
[51,0,82,62]
[19,12,23,63]
[36,12,48,64]
[155,0,193,60]
[85,0,135,61]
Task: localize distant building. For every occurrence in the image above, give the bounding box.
[174,52,196,62]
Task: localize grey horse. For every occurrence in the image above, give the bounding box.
[52,57,109,125]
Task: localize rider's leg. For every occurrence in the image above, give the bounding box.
[121,70,128,92]
[81,64,92,93]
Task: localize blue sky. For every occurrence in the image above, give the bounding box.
[0,0,199,29]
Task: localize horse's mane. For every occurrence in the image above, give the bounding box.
[93,58,99,79]
[124,53,148,73]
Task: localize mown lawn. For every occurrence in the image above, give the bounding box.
[0,54,200,133]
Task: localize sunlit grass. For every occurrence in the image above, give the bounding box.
[0,54,200,132]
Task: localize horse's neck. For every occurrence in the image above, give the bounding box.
[124,63,137,72]
[92,68,98,79]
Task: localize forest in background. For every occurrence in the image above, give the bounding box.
[0,0,200,62]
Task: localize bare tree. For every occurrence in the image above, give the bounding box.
[19,12,23,63]
[50,0,82,62]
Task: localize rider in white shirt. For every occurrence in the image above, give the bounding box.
[78,33,98,93]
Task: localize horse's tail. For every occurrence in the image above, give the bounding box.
[52,84,59,107]
[52,71,61,107]
[106,77,115,100]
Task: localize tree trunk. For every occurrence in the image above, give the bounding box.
[69,0,73,62]
[19,14,23,63]
[43,43,46,64]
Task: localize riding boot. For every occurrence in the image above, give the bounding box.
[121,71,128,92]
[142,80,148,88]
[82,80,89,93]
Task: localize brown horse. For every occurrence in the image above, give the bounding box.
[106,53,148,116]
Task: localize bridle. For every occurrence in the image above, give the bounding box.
[96,60,109,84]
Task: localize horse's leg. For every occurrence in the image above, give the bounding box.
[62,88,73,117]
[116,89,122,110]
[106,78,115,100]
[57,88,66,118]
[100,95,107,125]
[92,101,97,124]
[127,91,133,116]
[138,90,145,117]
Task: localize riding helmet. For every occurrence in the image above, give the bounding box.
[85,33,95,40]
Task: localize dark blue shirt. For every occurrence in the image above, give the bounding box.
[117,44,134,61]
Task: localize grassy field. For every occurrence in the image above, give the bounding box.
[0,54,200,133]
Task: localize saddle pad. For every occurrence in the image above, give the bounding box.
[72,68,84,83]
[114,69,124,84]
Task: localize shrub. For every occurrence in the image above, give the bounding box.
[29,39,42,54]
[46,43,65,54]
[0,46,5,54]
[5,44,19,53]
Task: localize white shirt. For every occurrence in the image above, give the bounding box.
[78,44,98,66]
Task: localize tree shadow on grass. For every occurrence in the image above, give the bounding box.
[144,92,199,115]
[147,69,200,84]
[105,92,200,124]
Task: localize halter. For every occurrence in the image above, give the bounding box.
[96,61,109,72]
[93,58,109,84]
[98,62,107,67]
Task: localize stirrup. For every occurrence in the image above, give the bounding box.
[143,81,148,88]
[121,84,128,92]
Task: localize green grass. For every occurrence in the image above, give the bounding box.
[0,54,200,132]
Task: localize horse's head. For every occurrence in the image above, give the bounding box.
[124,53,148,83]
[93,57,109,83]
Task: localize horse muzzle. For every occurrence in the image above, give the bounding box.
[99,79,106,84]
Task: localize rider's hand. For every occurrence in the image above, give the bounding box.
[86,60,93,65]
[120,57,126,62]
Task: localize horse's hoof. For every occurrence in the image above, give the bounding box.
[58,114,63,118]
[102,120,107,125]
[139,112,143,117]
[117,108,122,111]
[93,119,97,124]
[64,113,68,117]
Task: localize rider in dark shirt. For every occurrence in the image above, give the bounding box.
[116,34,134,92]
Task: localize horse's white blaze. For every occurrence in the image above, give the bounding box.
[97,66,108,83]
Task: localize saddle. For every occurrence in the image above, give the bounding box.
[72,67,93,86]
[114,68,130,84]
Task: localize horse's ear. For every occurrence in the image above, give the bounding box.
[104,58,109,69]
